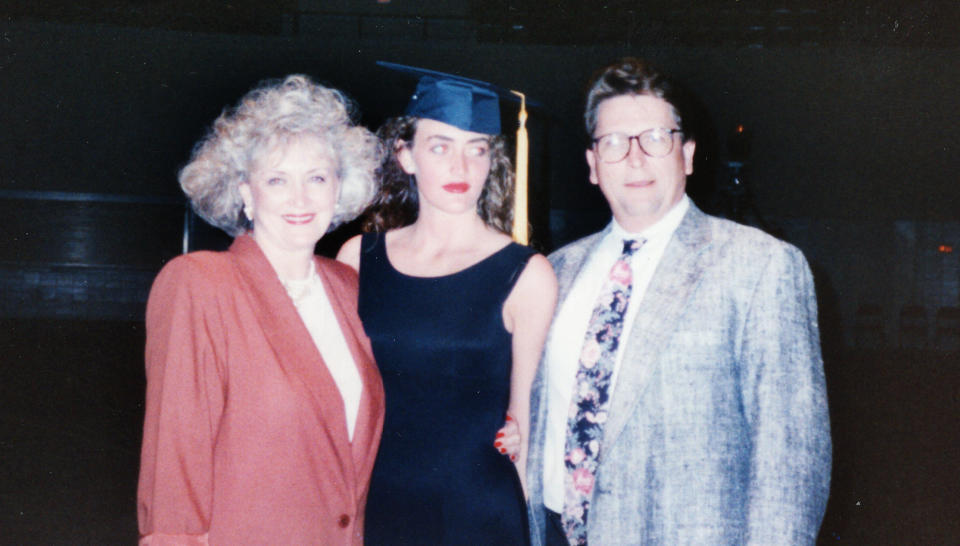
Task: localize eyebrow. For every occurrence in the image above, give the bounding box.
[424,134,490,144]
[259,165,331,175]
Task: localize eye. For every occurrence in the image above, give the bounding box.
[309,174,327,184]
[466,143,490,157]
[266,177,285,186]
[645,129,670,143]
[599,133,626,149]
[429,143,448,154]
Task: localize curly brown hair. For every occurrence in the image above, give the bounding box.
[362,116,514,234]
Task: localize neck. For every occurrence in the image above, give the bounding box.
[614,195,686,234]
[613,216,656,235]
[408,208,490,249]
[268,252,314,282]
[250,236,315,281]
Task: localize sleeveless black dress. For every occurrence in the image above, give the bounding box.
[358,232,533,545]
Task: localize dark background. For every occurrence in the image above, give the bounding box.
[1,1,958,543]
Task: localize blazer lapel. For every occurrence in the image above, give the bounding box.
[531,229,607,476]
[553,229,609,308]
[316,258,384,488]
[229,236,357,487]
[600,205,714,456]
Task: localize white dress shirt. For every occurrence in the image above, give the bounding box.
[542,195,690,511]
[282,263,363,441]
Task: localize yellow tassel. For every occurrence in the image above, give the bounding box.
[510,90,529,245]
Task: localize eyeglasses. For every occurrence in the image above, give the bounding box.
[592,128,683,163]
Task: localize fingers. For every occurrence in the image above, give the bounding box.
[494,415,521,460]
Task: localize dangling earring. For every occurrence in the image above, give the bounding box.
[244,206,253,222]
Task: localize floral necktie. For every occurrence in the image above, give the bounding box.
[563,238,644,545]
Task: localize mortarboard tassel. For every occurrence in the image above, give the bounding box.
[511,90,529,245]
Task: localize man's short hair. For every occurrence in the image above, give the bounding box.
[584,58,695,143]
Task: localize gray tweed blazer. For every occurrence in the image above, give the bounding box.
[527,203,831,545]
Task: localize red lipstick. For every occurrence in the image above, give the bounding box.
[442,183,470,194]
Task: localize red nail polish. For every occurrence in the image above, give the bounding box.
[495,441,502,448]
[496,432,505,438]
[500,448,507,454]
[506,415,513,421]
[511,455,517,462]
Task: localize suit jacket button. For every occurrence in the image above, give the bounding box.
[338,514,350,528]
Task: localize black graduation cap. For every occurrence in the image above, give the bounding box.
[377,60,533,135]
[377,60,535,244]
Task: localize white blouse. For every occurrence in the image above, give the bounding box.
[282,263,363,440]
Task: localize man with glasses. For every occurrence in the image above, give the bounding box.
[526,58,831,545]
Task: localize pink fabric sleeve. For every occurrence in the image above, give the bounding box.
[137,257,226,541]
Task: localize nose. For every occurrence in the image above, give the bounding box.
[625,136,648,167]
[289,179,309,206]
[450,150,468,176]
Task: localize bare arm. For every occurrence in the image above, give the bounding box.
[336,234,363,272]
[502,253,557,497]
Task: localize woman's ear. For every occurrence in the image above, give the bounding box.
[238,182,254,219]
[396,141,416,175]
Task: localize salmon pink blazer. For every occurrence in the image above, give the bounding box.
[138,235,384,545]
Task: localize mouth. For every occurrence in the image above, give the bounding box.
[442,183,470,194]
[624,179,655,188]
[282,213,316,225]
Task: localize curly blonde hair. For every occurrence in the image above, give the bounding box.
[179,75,381,236]
[362,116,514,234]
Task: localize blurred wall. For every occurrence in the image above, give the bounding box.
[1,18,957,342]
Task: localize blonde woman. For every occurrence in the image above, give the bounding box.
[138,75,384,545]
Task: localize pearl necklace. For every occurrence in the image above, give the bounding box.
[280,262,320,305]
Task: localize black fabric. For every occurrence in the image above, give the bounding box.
[544,507,570,546]
[359,232,534,545]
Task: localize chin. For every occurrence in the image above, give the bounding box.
[286,230,326,249]
[623,200,663,217]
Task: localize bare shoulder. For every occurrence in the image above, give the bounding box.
[336,234,363,271]
[518,253,557,290]
[508,253,558,314]
[502,251,557,334]
[317,254,359,278]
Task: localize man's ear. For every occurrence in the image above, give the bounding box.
[682,140,696,176]
[586,148,599,186]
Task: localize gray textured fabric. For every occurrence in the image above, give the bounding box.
[527,203,831,545]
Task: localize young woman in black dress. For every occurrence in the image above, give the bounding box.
[338,72,556,544]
